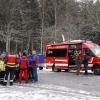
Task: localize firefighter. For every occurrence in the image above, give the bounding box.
[0,57,5,79]
[19,52,28,83]
[74,50,82,75]
[14,54,20,82]
[3,51,17,86]
[32,51,39,83]
[0,57,5,72]
[83,50,88,75]
[27,53,34,81]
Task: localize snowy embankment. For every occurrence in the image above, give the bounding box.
[0,83,100,100]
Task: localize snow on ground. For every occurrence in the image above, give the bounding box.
[0,83,100,100]
[0,68,99,100]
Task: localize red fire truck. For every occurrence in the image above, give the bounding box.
[45,40,100,75]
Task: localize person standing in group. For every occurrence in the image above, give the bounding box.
[74,50,82,75]
[0,57,5,79]
[32,51,39,83]
[27,53,34,81]
[83,50,88,75]
[19,52,28,83]
[4,51,17,86]
[14,52,21,82]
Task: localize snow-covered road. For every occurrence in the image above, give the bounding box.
[0,69,100,100]
[0,83,100,100]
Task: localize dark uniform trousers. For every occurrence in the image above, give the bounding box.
[4,64,16,85]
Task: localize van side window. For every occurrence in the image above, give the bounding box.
[46,49,67,57]
[84,48,94,57]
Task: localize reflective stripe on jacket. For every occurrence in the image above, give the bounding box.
[0,60,5,71]
[6,55,17,68]
[7,55,17,63]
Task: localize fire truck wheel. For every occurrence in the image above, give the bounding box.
[52,67,61,72]
[64,69,69,72]
[57,69,61,72]
[53,68,61,72]
[52,64,55,71]
[52,67,56,72]
[93,65,100,75]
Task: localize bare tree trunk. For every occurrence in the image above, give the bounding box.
[6,24,11,52]
[54,0,57,42]
[41,0,45,53]
[31,41,33,51]
[15,40,18,53]
[6,35,9,52]
[27,32,31,51]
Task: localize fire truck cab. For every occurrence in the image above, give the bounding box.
[45,40,100,75]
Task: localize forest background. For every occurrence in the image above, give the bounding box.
[0,0,99,53]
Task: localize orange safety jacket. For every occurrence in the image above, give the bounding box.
[6,55,17,67]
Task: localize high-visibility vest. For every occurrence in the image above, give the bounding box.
[0,60,5,71]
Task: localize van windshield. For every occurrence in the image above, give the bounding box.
[46,49,67,57]
[91,47,100,56]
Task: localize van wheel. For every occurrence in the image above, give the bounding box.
[53,67,57,72]
[53,68,61,72]
[52,66,58,72]
[52,64,61,72]
[64,69,69,72]
[52,64,55,72]
[93,65,100,75]
[57,69,61,72]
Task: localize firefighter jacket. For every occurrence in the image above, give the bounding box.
[6,55,17,68]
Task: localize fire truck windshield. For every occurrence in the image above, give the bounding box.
[46,49,67,57]
[91,47,100,56]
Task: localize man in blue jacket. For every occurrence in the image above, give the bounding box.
[32,51,39,83]
[83,50,88,75]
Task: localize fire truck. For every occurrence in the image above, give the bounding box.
[45,40,100,75]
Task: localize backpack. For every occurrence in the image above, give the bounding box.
[20,56,27,69]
